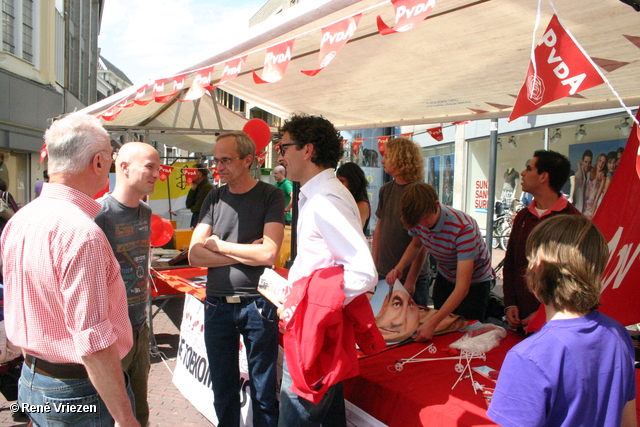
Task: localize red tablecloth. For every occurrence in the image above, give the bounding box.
[343,330,524,427]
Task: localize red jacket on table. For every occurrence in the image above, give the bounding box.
[281,265,385,404]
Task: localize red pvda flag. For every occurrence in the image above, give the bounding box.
[158,165,174,182]
[509,15,604,122]
[352,138,365,155]
[183,168,198,186]
[377,0,436,35]
[253,39,295,84]
[181,66,213,102]
[302,14,361,77]
[156,73,187,103]
[595,111,640,326]
[212,56,247,89]
[427,126,443,141]
[377,136,391,156]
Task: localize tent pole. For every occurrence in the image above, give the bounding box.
[485,119,498,261]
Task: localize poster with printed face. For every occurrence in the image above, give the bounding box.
[442,154,455,206]
[568,139,626,219]
[427,156,441,195]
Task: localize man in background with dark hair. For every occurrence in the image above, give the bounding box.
[277,114,377,426]
[185,163,214,228]
[503,150,581,332]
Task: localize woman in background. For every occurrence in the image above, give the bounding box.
[337,162,370,234]
[488,215,636,427]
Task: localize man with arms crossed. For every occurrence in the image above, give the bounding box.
[189,131,285,427]
[277,114,377,426]
[96,142,161,426]
[503,150,580,331]
[1,113,138,426]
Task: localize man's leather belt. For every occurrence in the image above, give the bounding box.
[210,295,259,304]
[25,354,88,380]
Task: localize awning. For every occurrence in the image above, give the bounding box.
[80,0,640,151]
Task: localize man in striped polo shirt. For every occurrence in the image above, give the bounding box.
[386,182,494,342]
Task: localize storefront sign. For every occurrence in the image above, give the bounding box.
[474,180,488,213]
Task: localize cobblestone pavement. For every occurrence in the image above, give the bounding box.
[0,297,211,426]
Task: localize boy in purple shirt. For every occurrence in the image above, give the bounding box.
[488,215,636,427]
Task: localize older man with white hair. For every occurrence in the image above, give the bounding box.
[96,142,161,426]
[1,113,139,426]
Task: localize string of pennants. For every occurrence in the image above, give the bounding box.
[153,123,460,183]
[96,0,439,122]
[93,0,640,166]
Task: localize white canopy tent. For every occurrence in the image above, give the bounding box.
[81,0,640,152]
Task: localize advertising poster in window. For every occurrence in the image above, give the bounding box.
[568,139,626,219]
[427,156,441,195]
[442,154,455,206]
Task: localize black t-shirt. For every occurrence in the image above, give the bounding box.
[200,181,285,297]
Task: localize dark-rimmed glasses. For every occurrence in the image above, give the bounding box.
[278,142,297,156]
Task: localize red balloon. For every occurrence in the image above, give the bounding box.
[150,214,174,247]
[243,118,272,154]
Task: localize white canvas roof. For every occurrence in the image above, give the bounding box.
[81,0,640,151]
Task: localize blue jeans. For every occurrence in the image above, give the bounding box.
[278,361,346,427]
[411,272,431,307]
[18,361,134,426]
[204,295,279,427]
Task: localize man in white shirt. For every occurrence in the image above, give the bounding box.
[277,114,377,426]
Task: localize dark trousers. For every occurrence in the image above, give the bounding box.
[204,295,279,427]
[432,273,491,321]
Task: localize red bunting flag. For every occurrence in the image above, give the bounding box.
[158,165,174,182]
[134,84,154,106]
[377,0,437,35]
[100,104,123,122]
[253,39,295,84]
[152,79,167,103]
[156,73,188,103]
[341,139,348,147]
[452,120,471,125]
[427,126,443,141]
[401,132,414,138]
[302,14,361,76]
[212,56,247,89]
[352,138,365,155]
[378,136,391,156]
[509,15,604,122]
[210,167,220,185]
[256,151,268,167]
[39,142,47,163]
[183,168,198,186]
[182,66,214,102]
